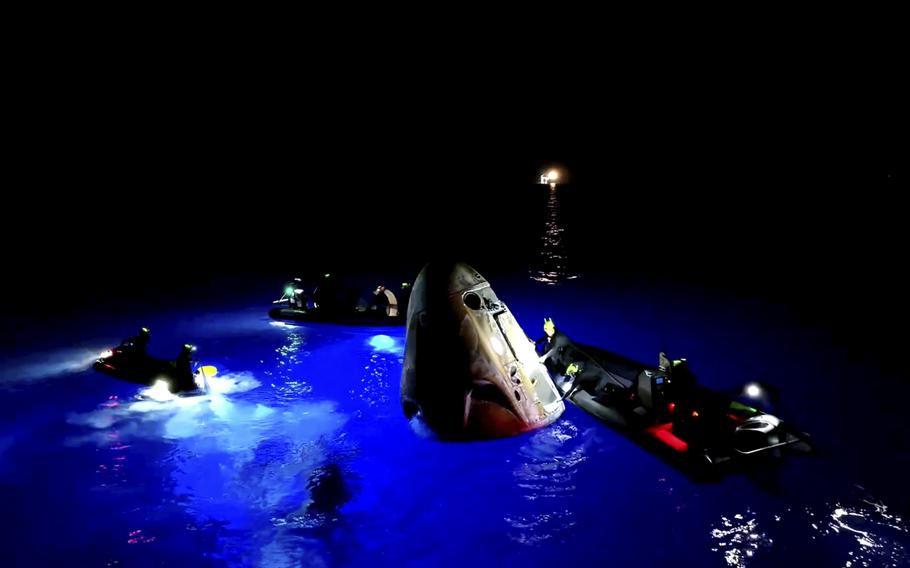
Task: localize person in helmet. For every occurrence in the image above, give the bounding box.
[659,352,697,399]
[559,361,616,401]
[172,343,198,393]
[559,362,583,399]
[119,326,151,356]
[535,318,575,368]
[278,278,309,310]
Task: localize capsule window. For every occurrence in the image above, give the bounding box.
[463,292,482,310]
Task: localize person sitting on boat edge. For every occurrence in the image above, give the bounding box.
[560,362,583,400]
[119,326,151,356]
[659,352,697,396]
[172,344,198,393]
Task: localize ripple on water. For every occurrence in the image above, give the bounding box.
[506,420,593,546]
[350,351,398,413]
[710,486,909,567]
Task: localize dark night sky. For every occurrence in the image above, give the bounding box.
[2,57,905,365]
[9,93,900,273]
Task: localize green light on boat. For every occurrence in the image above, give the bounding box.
[729,401,758,414]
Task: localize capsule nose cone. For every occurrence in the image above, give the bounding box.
[400,262,564,440]
[444,262,487,295]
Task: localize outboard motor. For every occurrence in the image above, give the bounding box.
[733,413,782,455]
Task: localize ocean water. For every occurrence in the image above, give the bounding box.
[1,188,907,567]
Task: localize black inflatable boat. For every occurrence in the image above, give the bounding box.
[544,336,813,473]
[93,347,205,394]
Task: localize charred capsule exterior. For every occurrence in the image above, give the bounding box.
[401,262,565,440]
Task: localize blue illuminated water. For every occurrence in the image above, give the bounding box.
[2,193,909,566]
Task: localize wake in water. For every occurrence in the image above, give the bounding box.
[63,371,345,446]
[64,370,353,567]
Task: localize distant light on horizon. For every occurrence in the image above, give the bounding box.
[539,169,562,185]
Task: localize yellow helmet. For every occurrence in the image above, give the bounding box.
[543,318,555,334]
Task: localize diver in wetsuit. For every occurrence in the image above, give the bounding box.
[119,327,151,356]
[535,318,575,368]
[172,344,197,393]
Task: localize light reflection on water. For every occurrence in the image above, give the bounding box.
[264,326,314,402]
[530,186,579,286]
[817,493,908,568]
[710,486,909,567]
[710,510,773,567]
[351,335,403,417]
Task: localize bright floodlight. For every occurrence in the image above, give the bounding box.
[745,383,762,398]
[547,170,559,181]
[368,334,397,352]
[146,379,176,402]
